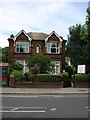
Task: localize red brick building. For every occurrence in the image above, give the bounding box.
[8,30,66,74]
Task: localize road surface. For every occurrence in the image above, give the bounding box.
[1,95,89,119]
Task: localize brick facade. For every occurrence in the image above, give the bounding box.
[8,30,66,74]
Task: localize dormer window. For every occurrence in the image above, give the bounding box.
[16,42,29,53]
[47,42,60,54]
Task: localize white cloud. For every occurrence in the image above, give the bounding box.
[0,34,9,48]
[0,1,88,48]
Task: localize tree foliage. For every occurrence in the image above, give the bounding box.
[27,53,54,74]
[9,59,23,73]
[66,24,86,66]
[66,7,90,69]
[1,47,9,63]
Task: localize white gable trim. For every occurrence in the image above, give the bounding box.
[14,29,32,41]
[45,31,63,42]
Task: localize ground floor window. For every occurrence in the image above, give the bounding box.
[16,60,29,73]
[51,61,60,74]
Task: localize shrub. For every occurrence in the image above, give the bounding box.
[61,72,69,82]
[62,72,69,77]
[28,74,63,82]
[87,73,90,82]
[11,70,25,82]
[24,72,31,81]
[72,74,88,82]
[65,65,74,77]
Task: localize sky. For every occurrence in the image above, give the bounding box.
[0,0,89,48]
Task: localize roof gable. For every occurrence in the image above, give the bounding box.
[45,31,63,42]
[15,30,32,41]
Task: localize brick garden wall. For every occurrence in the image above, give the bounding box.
[15,82,63,88]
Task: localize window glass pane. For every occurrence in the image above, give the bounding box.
[20,47,24,52]
[36,46,39,53]
[57,43,59,47]
[47,47,50,53]
[26,48,28,53]
[47,43,50,47]
[56,61,60,64]
[26,42,29,46]
[51,48,56,53]
[16,48,19,52]
[51,43,56,47]
[25,65,29,73]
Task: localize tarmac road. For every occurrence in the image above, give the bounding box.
[1,94,89,119]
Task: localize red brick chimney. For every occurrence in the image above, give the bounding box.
[8,34,14,64]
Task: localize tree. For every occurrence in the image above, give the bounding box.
[66,24,86,67]
[1,47,9,63]
[9,59,23,73]
[80,7,90,67]
[27,53,54,74]
[85,7,90,43]
[66,7,90,74]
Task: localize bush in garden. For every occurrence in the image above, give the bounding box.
[24,72,31,81]
[11,70,25,82]
[65,65,75,77]
[72,74,88,82]
[62,72,69,77]
[61,72,69,82]
[61,72,71,87]
[87,73,90,82]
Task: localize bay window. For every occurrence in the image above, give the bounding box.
[47,42,60,53]
[16,42,29,53]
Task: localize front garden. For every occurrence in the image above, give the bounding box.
[8,56,90,88]
[9,70,90,88]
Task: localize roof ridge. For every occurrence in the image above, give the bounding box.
[27,32,48,34]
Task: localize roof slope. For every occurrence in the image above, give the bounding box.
[27,32,48,40]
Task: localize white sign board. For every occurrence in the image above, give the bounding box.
[77,65,86,74]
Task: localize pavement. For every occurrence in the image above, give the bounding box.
[0,87,90,95]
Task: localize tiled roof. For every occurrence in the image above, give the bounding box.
[27,32,49,40]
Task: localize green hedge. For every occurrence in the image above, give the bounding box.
[11,70,25,82]
[72,73,90,82]
[28,74,63,82]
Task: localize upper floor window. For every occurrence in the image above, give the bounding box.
[16,42,29,53]
[47,42,60,54]
[36,46,39,53]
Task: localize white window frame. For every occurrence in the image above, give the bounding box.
[16,42,29,53]
[16,60,29,73]
[51,61,60,74]
[47,42,60,54]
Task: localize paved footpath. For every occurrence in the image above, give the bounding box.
[0,87,89,95]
